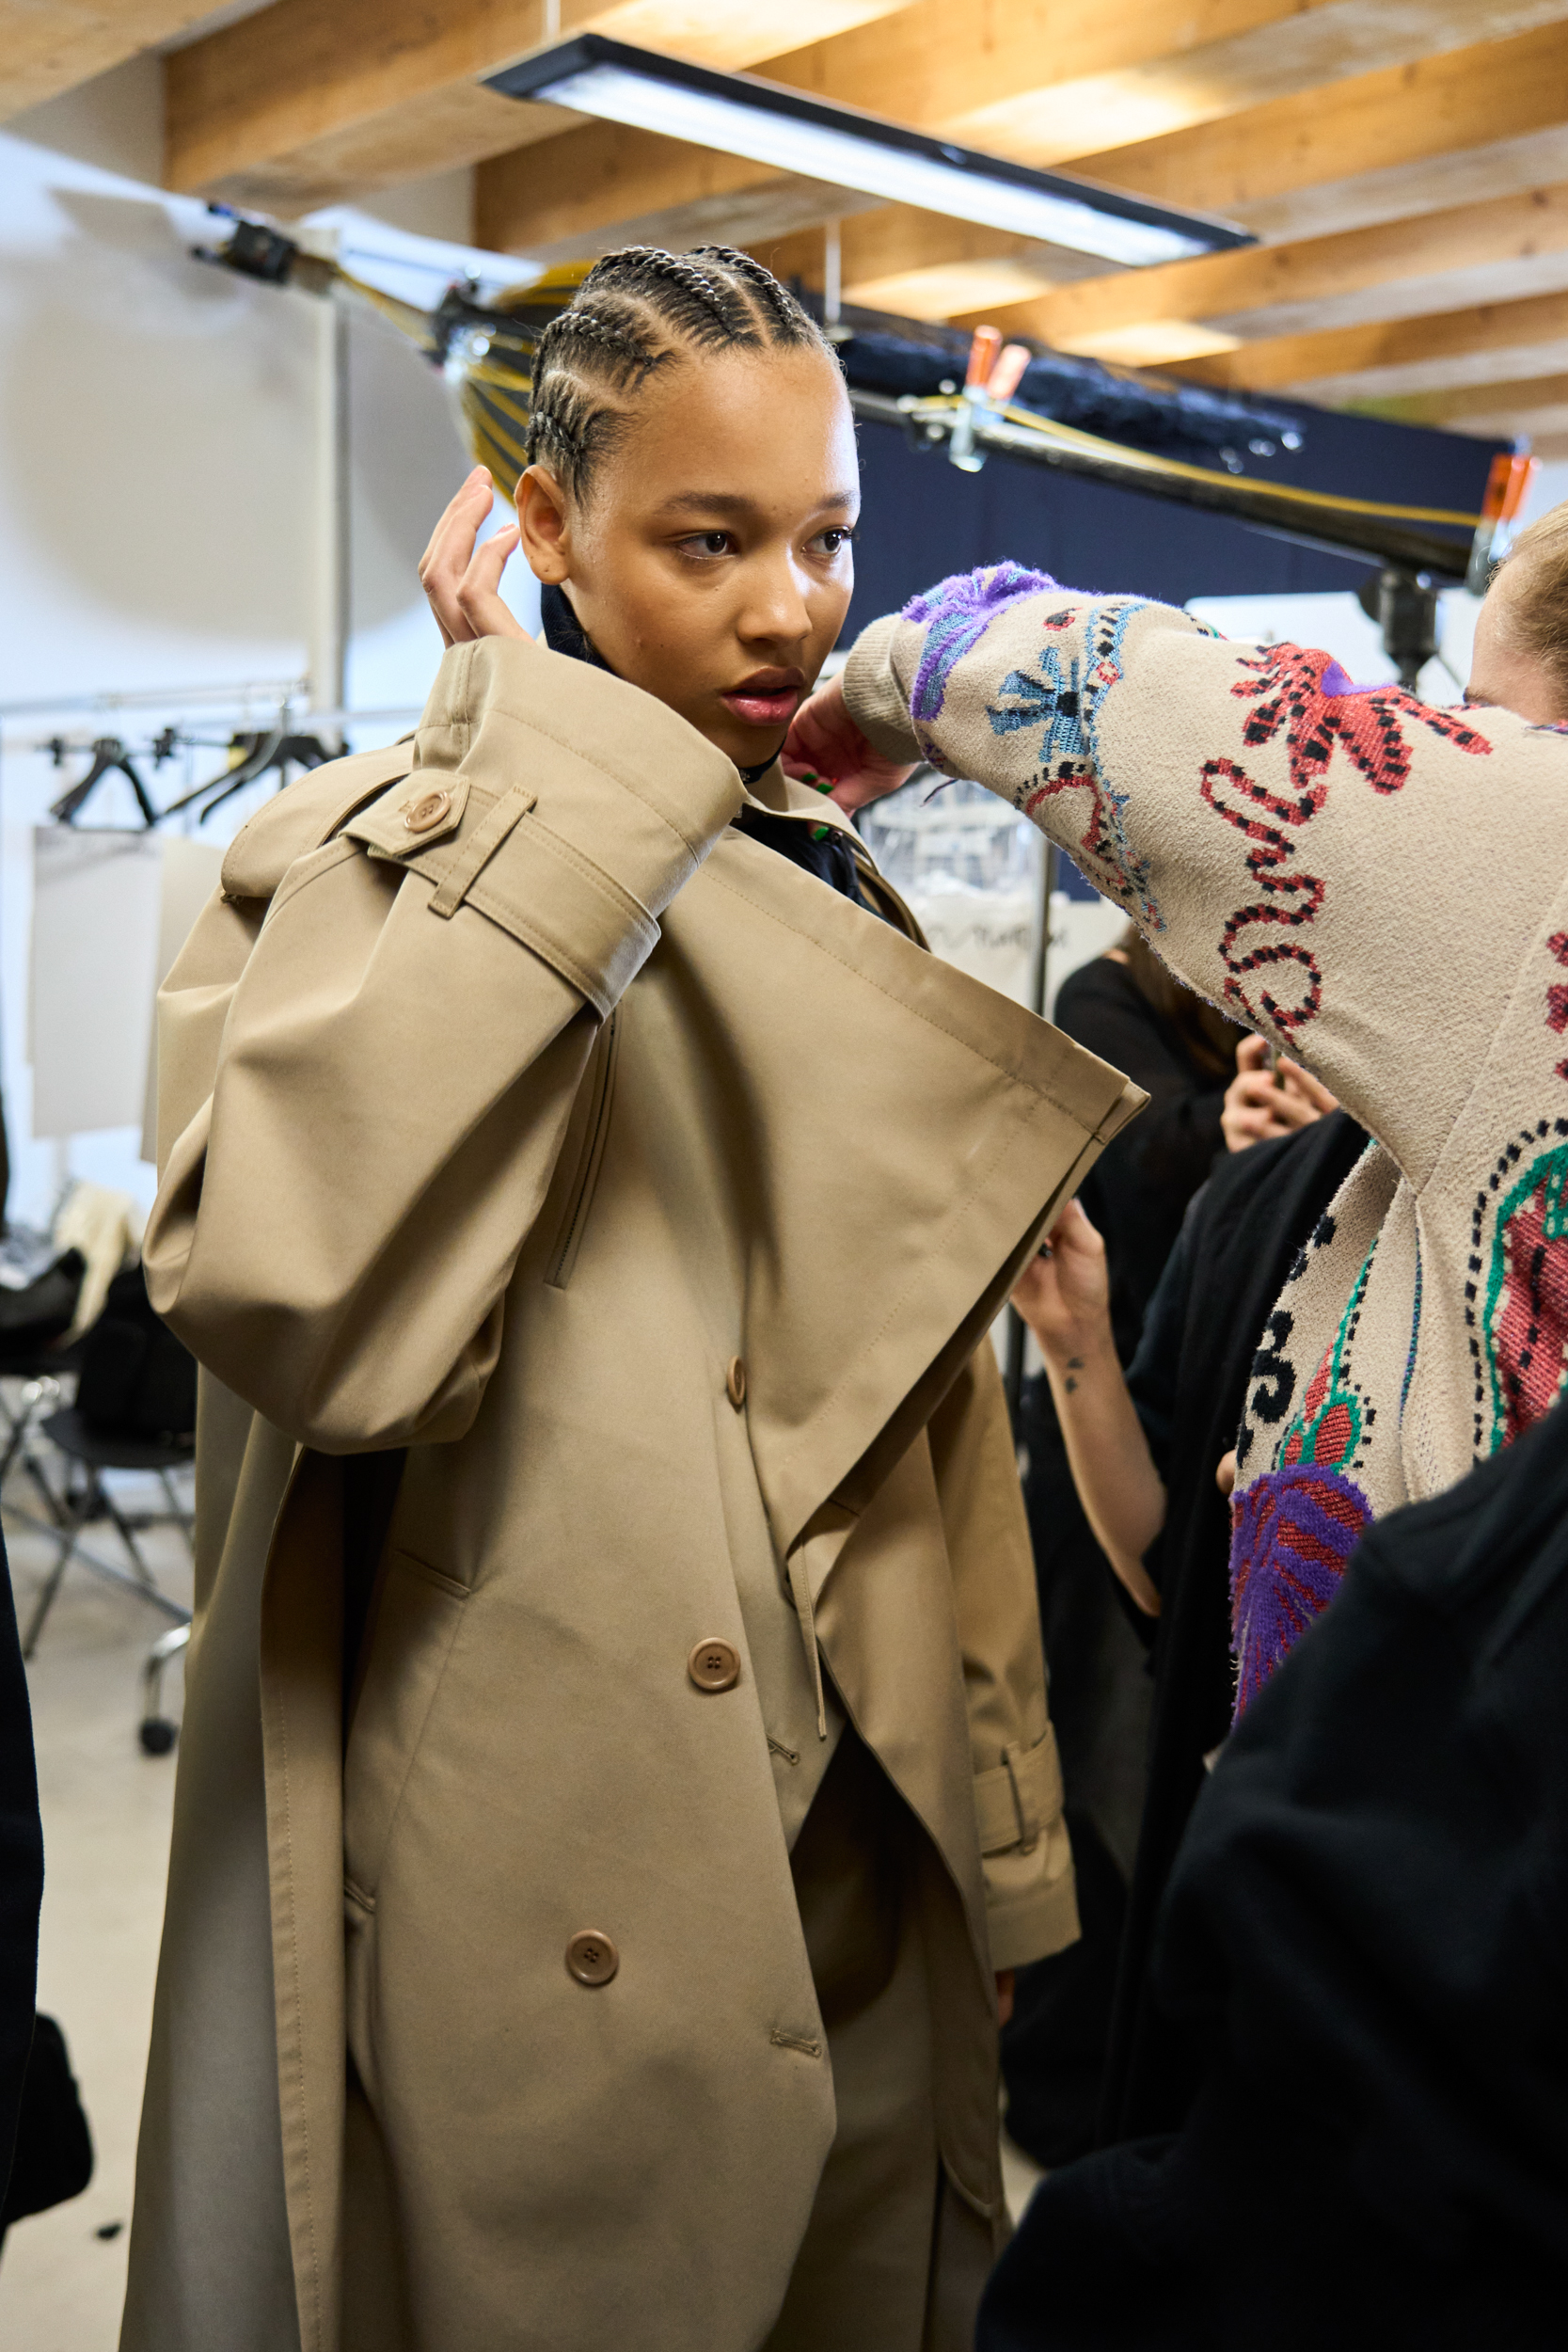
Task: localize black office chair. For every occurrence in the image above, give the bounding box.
[20,1272,194,1731]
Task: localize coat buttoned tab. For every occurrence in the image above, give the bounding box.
[133,634,1145,2352]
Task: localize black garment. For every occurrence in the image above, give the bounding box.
[1100,1108,1368,2144]
[980,1391,1568,2352]
[1,2015,91,2233]
[1053,959,1230,1365]
[0,1534,43,2203]
[1002,961,1232,2166]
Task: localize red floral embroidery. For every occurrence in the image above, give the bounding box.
[1230,644,1490,796]
[1205,646,1490,1034]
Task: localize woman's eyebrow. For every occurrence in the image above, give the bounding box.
[655,489,858,518]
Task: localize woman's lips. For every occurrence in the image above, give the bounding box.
[721,679,802,729]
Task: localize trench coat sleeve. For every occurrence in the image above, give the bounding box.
[144,637,743,1453]
[843,576,1568,1190]
[927,1344,1080,1972]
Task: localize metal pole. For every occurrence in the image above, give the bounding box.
[309,290,350,744]
[823,221,842,333]
[1004,839,1057,1428]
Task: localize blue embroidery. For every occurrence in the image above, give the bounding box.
[986,644,1086,766]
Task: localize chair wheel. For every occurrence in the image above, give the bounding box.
[138,1718,178,1756]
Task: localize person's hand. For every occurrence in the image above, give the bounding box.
[996,1969,1015,2028]
[418,466,528,649]
[782,673,917,811]
[1010,1198,1110,1362]
[1222,1034,1338,1152]
[1215,1448,1237,1498]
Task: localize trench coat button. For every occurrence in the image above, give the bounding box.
[725,1356,747,1408]
[565,1930,619,1987]
[688,1637,741,1693]
[403,786,451,834]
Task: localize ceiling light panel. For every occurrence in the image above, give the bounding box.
[487,39,1254,271]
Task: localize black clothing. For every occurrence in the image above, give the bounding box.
[1,2015,91,2233]
[980,1390,1568,2352]
[0,1534,43,2201]
[1053,959,1229,1364]
[1002,960,1231,2165]
[1101,1109,1368,2144]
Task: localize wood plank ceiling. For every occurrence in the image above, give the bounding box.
[10,0,1568,453]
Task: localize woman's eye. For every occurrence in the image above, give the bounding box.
[680,531,735,558]
[814,527,858,556]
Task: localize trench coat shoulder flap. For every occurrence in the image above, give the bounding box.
[684,826,1147,1565]
[334,635,744,1017]
[217,738,421,903]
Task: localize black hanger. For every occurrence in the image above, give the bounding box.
[46,737,159,829]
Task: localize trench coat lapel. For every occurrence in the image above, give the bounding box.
[676,827,1143,1565]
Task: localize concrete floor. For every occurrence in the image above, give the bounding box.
[0,1469,190,2349]
[0,1454,1043,2348]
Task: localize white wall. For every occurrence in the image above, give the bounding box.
[0,56,523,1229]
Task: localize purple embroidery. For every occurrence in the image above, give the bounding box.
[1228,1462,1372,1716]
[1317,659,1381,700]
[903,564,1059,724]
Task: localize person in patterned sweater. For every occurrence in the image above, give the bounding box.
[787,538,1568,1719]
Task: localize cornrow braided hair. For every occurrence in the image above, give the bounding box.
[524,243,833,499]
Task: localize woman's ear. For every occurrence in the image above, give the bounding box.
[517,464,572,584]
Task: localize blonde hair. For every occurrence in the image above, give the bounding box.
[1491,499,1568,697]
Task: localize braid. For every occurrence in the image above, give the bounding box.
[688,245,815,341]
[583,246,750,345]
[525,243,835,498]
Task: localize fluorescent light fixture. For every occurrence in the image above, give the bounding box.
[486,37,1254,272]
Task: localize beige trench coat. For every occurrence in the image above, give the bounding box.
[124,636,1143,2352]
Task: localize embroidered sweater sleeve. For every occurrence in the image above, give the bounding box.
[843,571,1568,1189]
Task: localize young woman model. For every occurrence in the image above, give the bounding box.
[124,249,1143,2352]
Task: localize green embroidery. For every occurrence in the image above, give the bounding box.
[1279,1239,1377,1472]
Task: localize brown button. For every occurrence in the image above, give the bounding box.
[725,1356,747,1408]
[688,1637,741,1693]
[403,787,452,834]
[565,1930,619,1987]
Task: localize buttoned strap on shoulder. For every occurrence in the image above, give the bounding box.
[428,781,537,917]
[974,1728,1064,1855]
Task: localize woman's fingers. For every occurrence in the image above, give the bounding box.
[452,522,527,642]
[783,677,916,811]
[418,467,497,646]
[1278,1056,1338,1116]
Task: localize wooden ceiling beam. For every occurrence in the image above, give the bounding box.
[1390,373,1568,434]
[1171,289,1568,403]
[0,0,239,122]
[774,0,1568,172]
[953,182,1568,362]
[162,0,912,215]
[1079,17,1568,235]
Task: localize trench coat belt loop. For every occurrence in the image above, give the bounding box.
[784,1545,830,1741]
[428,782,539,919]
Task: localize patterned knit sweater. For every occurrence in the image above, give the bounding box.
[844,568,1568,1709]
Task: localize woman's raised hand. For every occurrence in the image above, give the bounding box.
[1222,1034,1339,1152]
[419,467,529,649]
[783,674,917,811]
[1010,1198,1110,1362]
